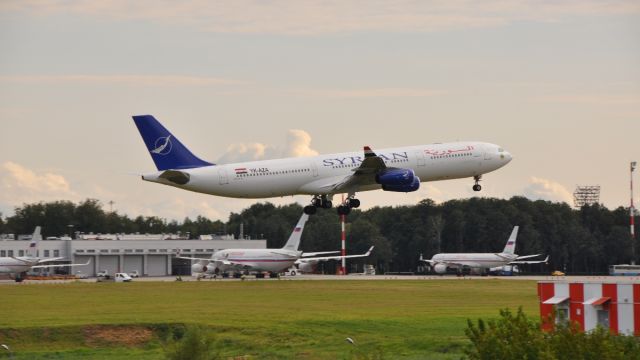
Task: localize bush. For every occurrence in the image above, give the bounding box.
[465,308,640,360]
[163,324,220,360]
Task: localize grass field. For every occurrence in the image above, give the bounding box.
[0,279,539,359]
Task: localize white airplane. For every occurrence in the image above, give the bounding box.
[132,115,512,215]
[0,227,91,282]
[420,226,548,275]
[178,213,373,276]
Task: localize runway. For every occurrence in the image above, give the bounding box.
[1,274,638,285]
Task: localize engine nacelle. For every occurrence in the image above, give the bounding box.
[204,263,218,274]
[433,263,447,274]
[297,262,316,274]
[381,176,420,192]
[191,263,204,273]
[376,168,415,186]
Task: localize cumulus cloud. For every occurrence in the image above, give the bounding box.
[0,161,79,206]
[523,176,573,204]
[2,1,638,35]
[217,129,318,163]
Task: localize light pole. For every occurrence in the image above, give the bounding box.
[631,161,637,265]
[67,224,74,239]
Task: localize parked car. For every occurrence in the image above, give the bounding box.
[129,270,140,278]
[75,271,89,279]
[115,273,132,282]
[96,270,109,278]
[551,270,566,276]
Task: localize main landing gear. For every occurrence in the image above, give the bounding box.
[303,195,333,215]
[303,194,361,215]
[472,175,482,192]
[337,196,360,216]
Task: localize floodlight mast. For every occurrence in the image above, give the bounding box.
[631,161,637,265]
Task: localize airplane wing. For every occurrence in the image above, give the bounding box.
[176,255,212,261]
[514,254,542,260]
[510,255,549,265]
[296,246,374,263]
[31,259,91,269]
[301,251,341,257]
[37,257,66,264]
[318,146,387,193]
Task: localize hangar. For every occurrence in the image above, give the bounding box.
[0,233,266,277]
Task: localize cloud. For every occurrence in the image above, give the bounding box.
[293,88,446,98]
[0,161,79,207]
[0,75,245,87]
[217,129,318,163]
[534,94,640,106]
[522,176,573,204]
[2,1,638,35]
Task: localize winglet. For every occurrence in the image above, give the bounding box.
[364,146,376,158]
[366,246,375,256]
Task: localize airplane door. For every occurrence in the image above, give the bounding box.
[415,151,426,167]
[311,162,319,177]
[218,168,229,185]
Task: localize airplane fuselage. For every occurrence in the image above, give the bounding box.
[431,252,518,270]
[212,248,301,273]
[0,257,37,275]
[142,142,511,198]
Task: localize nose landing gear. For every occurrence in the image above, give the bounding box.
[472,175,482,192]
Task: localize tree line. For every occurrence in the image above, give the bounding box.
[0,197,636,274]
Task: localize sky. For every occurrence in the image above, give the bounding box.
[1,0,639,222]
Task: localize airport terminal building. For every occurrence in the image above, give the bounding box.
[0,233,266,277]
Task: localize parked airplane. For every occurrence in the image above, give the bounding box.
[132,115,512,215]
[178,213,373,277]
[420,226,548,275]
[0,227,91,282]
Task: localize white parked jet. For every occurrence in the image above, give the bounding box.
[0,227,91,282]
[178,214,373,276]
[132,115,512,215]
[420,226,548,275]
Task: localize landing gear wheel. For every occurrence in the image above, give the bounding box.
[472,175,482,192]
[303,205,317,215]
[348,198,360,208]
[337,205,351,216]
[322,200,333,209]
[473,184,482,191]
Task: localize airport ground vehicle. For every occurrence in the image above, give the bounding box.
[97,273,132,282]
[609,264,640,276]
[551,270,565,276]
[96,270,109,277]
[129,270,140,278]
[75,271,89,279]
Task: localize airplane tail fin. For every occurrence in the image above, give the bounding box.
[282,214,310,251]
[132,115,213,171]
[502,226,519,255]
[27,226,42,257]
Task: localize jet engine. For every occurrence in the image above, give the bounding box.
[191,262,204,273]
[381,176,420,192]
[433,263,447,274]
[376,168,415,186]
[204,263,218,275]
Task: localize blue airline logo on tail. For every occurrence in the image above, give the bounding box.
[151,135,172,155]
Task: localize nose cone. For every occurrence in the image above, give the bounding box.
[501,151,513,163]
